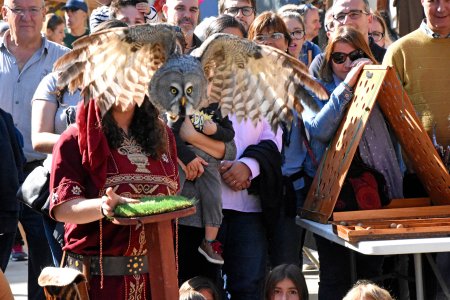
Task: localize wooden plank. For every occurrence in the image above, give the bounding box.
[301,67,388,223]
[377,67,450,203]
[332,205,450,222]
[334,224,450,243]
[384,198,431,208]
[333,217,450,228]
[146,221,179,300]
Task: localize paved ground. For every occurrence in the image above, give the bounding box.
[4,260,27,300]
[4,252,319,299]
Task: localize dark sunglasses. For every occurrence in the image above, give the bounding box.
[331,49,365,64]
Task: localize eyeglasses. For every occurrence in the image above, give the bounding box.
[325,21,335,32]
[290,30,305,40]
[331,49,365,64]
[4,5,43,17]
[224,6,255,17]
[369,31,385,42]
[254,32,285,43]
[333,10,369,23]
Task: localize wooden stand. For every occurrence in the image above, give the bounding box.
[300,66,450,242]
[110,207,196,300]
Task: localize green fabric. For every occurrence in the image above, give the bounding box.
[114,195,195,217]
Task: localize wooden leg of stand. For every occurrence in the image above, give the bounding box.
[145,221,178,300]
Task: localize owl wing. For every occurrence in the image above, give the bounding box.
[54,24,184,115]
[191,33,328,131]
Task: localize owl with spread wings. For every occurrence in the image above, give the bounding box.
[54,23,328,131]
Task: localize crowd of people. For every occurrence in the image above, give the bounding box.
[0,0,448,299]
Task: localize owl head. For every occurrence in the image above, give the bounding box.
[149,55,207,121]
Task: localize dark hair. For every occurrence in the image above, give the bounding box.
[247,12,292,52]
[204,14,247,39]
[319,25,377,83]
[218,0,256,14]
[101,97,168,159]
[44,13,64,32]
[278,9,305,32]
[264,264,309,300]
[179,276,220,300]
[110,0,147,16]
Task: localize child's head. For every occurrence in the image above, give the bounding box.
[343,280,394,300]
[179,290,207,300]
[179,276,220,300]
[264,264,309,300]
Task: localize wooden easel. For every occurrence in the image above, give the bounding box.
[301,66,450,231]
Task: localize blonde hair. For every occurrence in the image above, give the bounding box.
[343,280,395,300]
[372,11,393,48]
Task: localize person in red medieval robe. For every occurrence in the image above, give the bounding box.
[49,96,179,299]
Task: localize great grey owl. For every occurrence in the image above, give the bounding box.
[54,23,328,131]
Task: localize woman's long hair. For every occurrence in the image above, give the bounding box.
[102,97,167,159]
[372,11,394,48]
[264,264,309,300]
[319,26,377,83]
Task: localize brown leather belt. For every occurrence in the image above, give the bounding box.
[65,251,148,276]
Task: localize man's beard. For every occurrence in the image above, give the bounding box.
[177,17,196,32]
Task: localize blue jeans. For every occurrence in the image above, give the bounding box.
[218,210,268,300]
[42,216,63,267]
[19,203,53,300]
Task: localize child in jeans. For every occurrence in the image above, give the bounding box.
[171,103,235,264]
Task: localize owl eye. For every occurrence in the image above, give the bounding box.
[170,87,178,95]
[186,87,193,95]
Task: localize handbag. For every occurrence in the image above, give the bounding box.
[16,165,50,214]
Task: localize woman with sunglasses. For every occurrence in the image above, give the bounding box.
[303,26,404,300]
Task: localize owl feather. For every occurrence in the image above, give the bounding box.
[192,33,328,131]
[54,24,327,131]
[54,23,183,115]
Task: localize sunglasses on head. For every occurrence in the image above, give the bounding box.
[331,49,365,64]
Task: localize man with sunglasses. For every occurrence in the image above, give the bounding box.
[309,0,386,78]
[219,0,256,31]
[62,0,90,49]
[0,0,68,299]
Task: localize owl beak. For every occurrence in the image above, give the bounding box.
[180,96,187,107]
